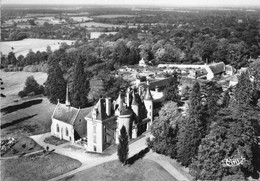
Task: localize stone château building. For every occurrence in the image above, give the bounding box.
[51,83,154,153]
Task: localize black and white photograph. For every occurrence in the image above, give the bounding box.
[1,0,260,180]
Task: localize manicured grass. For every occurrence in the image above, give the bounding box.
[1,152,81,181]
[1,70,55,139]
[1,97,56,139]
[61,159,177,181]
[1,137,43,157]
[44,136,68,146]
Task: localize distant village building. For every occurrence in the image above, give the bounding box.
[158,61,227,80]
[51,85,91,142]
[139,58,147,67]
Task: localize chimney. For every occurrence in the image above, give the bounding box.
[155,85,159,92]
[106,97,112,116]
[126,87,131,107]
[65,84,71,107]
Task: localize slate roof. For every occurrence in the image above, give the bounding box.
[94,98,107,121]
[52,103,80,125]
[144,86,153,100]
[74,107,92,123]
[149,77,174,90]
[208,62,225,75]
[120,108,133,116]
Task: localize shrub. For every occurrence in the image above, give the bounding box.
[18,90,27,98]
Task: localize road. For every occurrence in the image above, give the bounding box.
[30,132,191,181]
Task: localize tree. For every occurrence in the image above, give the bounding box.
[190,106,260,180]
[176,82,207,166]
[45,57,66,104]
[71,56,90,108]
[117,125,129,165]
[18,76,44,98]
[234,71,255,106]
[148,101,181,158]
[163,72,181,105]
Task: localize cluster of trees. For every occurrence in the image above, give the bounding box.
[3,8,260,70]
[1,48,50,71]
[18,76,44,98]
[44,44,130,108]
[148,62,260,180]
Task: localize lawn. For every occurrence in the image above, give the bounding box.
[61,159,177,181]
[1,137,43,157]
[0,38,75,57]
[1,70,56,139]
[1,152,81,181]
[44,136,68,146]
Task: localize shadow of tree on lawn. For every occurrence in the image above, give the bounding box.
[1,99,43,115]
[127,147,150,166]
[1,114,37,129]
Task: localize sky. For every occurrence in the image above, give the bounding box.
[2,0,260,7]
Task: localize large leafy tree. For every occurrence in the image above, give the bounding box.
[177,82,207,166]
[190,106,260,180]
[117,125,129,165]
[45,56,66,104]
[163,72,181,105]
[234,71,255,106]
[148,101,181,158]
[71,56,90,108]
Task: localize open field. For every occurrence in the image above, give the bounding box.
[1,70,55,139]
[61,159,177,181]
[76,22,126,28]
[1,152,81,181]
[70,16,93,22]
[93,14,137,18]
[0,70,47,106]
[1,137,43,157]
[0,38,75,57]
[1,97,56,139]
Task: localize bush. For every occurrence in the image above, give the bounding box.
[18,76,44,98]
[18,90,27,98]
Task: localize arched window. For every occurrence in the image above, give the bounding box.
[66,128,69,136]
[57,124,59,132]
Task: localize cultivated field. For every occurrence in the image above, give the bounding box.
[61,159,176,181]
[93,14,136,18]
[0,38,75,57]
[76,22,126,28]
[1,152,81,181]
[70,16,93,22]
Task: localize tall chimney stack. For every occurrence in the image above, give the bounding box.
[106,97,112,116]
[65,84,71,107]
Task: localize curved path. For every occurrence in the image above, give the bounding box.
[30,132,190,181]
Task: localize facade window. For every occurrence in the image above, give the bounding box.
[66,128,69,136]
[57,124,59,132]
[150,112,152,117]
[93,135,96,143]
[150,105,151,109]
[93,125,96,134]
[94,146,96,152]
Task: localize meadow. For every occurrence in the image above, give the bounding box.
[60,159,176,181]
[76,22,126,28]
[93,14,136,18]
[0,38,75,57]
[1,152,81,181]
[70,16,93,22]
[0,70,55,139]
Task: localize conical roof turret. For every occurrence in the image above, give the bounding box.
[132,91,139,105]
[144,81,153,101]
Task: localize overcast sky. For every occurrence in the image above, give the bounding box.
[2,0,260,7]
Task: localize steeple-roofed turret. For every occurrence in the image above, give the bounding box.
[116,92,124,112]
[131,91,139,105]
[144,81,153,101]
[65,84,71,107]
